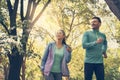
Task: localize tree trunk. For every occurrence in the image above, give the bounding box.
[8,53,23,80]
[4,64,9,80]
[5,0,51,80]
[21,58,26,80]
[105,0,120,20]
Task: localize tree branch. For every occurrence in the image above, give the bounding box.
[66,10,75,38]
[36,0,41,4]
[30,1,39,20]
[20,0,25,21]
[6,0,13,14]
[21,0,51,47]
[25,0,32,19]
[0,21,10,35]
[105,0,120,20]
[12,0,19,18]
[32,0,51,25]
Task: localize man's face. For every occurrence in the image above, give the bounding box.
[90,19,101,29]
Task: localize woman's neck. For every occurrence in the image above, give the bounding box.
[55,40,63,49]
[56,40,62,45]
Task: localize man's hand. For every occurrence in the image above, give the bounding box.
[96,37,103,44]
[103,52,107,58]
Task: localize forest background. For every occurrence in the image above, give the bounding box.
[0,0,120,80]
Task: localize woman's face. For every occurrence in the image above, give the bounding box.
[56,30,65,40]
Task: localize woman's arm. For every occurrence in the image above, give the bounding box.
[65,45,72,63]
[40,43,51,71]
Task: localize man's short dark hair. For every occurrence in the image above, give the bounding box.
[92,17,101,23]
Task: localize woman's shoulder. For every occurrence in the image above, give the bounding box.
[64,44,72,52]
[49,42,55,45]
[47,42,55,47]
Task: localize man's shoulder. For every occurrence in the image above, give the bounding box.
[84,30,92,34]
[99,31,106,36]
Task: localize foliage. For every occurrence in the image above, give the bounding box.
[24,0,120,79]
[0,0,120,80]
[104,48,120,80]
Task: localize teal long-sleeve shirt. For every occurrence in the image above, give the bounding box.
[82,29,107,63]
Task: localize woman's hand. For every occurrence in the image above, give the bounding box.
[66,46,72,52]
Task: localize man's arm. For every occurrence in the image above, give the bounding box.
[102,34,107,58]
[82,32,97,49]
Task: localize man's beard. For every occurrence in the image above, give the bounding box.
[92,26,96,29]
[92,25,99,29]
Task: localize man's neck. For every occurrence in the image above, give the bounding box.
[93,28,99,31]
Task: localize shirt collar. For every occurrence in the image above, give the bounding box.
[92,29,99,32]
